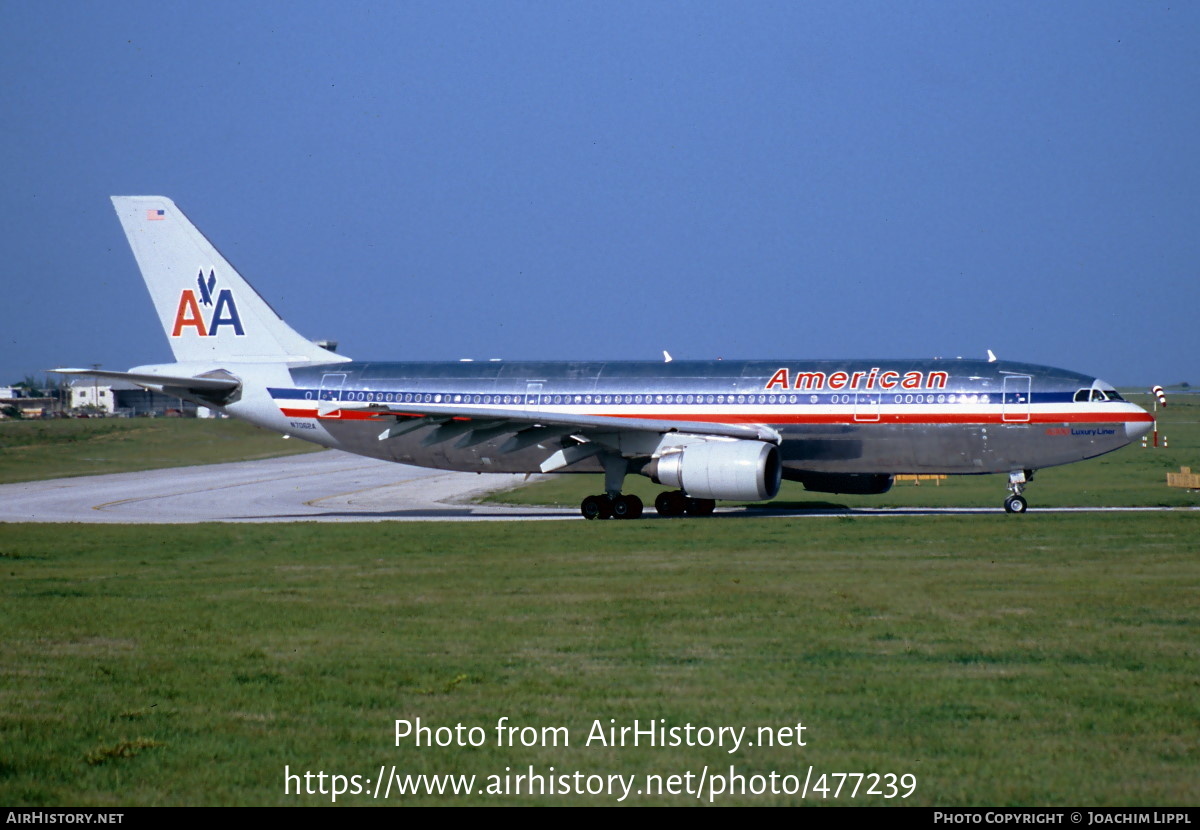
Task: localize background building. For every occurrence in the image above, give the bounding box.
[66,377,202,417]
[0,386,59,418]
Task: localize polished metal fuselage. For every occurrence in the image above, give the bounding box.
[243,357,1151,479]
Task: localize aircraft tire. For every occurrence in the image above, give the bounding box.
[1004,495,1028,514]
[654,491,687,517]
[581,495,614,520]
[685,497,717,516]
[612,494,643,519]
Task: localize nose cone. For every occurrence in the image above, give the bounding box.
[1125,408,1154,442]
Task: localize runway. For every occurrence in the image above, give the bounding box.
[1,451,1194,523]
[0,450,576,523]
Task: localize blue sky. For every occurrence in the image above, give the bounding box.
[2,2,1196,386]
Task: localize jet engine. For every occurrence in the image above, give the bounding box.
[648,440,782,501]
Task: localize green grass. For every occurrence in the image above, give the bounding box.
[0,418,320,484]
[1,515,1197,806]
[486,394,1200,510]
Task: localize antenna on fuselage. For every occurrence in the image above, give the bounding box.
[987,349,998,363]
[663,351,673,363]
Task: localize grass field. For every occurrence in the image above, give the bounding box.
[1,515,1197,806]
[486,394,1200,511]
[0,418,320,484]
[1,394,1197,806]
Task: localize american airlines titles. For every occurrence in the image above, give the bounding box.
[763,368,949,392]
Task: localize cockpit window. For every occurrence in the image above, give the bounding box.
[1077,385,1125,403]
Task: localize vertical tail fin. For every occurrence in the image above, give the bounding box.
[111,196,349,365]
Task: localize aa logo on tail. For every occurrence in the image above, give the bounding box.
[171,269,245,337]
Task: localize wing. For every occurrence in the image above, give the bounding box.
[326,399,782,472]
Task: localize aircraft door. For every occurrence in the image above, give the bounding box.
[1002,375,1032,423]
[318,373,347,418]
[525,382,544,413]
[854,392,881,422]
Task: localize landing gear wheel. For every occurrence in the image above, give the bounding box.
[581,494,614,520]
[684,497,717,516]
[612,494,644,519]
[1004,495,1028,514]
[654,490,688,517]
[1003,470,1033,514]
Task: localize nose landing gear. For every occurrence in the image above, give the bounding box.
[1004,494,1027,514]
[1004,470,1034,513]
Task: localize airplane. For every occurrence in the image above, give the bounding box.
[54,196,1155,519]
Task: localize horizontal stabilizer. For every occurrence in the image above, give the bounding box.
[51,367,241,393]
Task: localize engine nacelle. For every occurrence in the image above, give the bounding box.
[649,440,781,501]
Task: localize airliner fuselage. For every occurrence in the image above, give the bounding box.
[253,357,1149,491]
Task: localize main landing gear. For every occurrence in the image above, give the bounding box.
[578,491,717,519]
[1004,469,1034,514]
[577,453,718,520]
[580,455,646,520]
[580,493,643,520]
